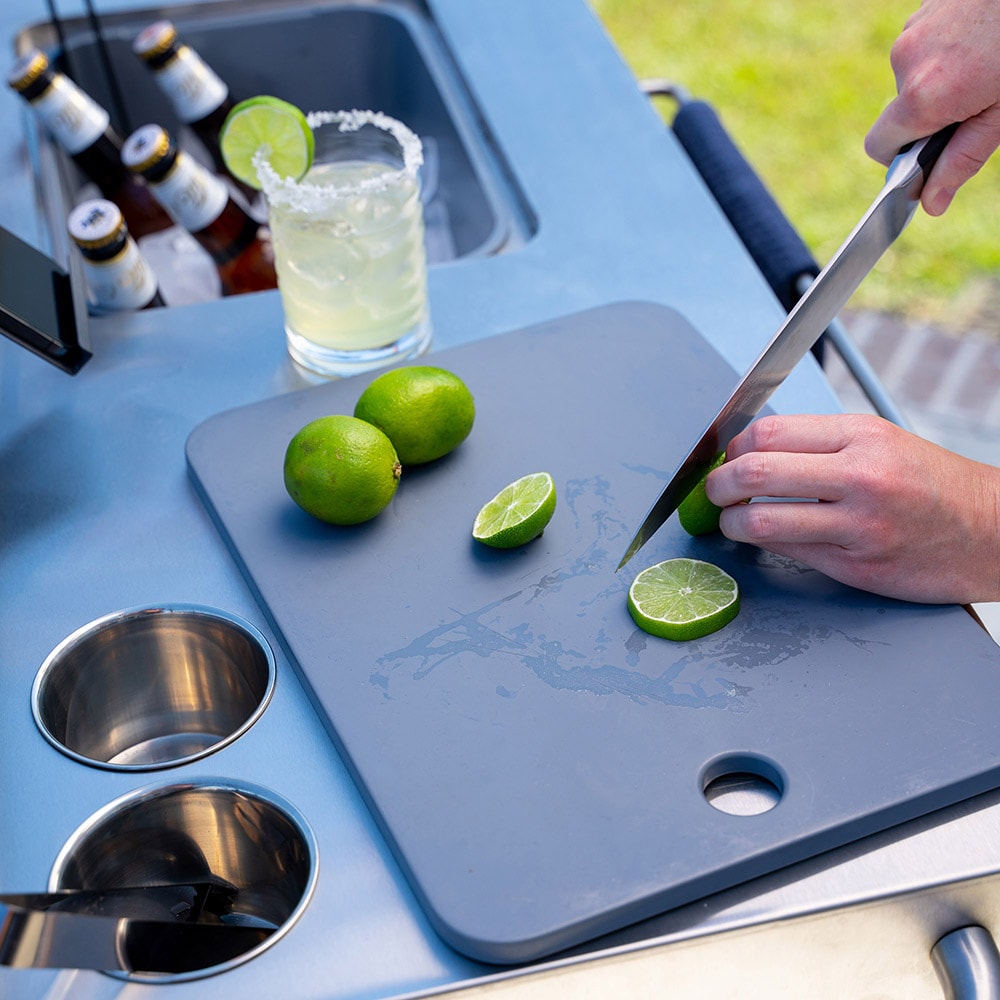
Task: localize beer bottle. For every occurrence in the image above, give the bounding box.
[7,49,171,239]
[132,21,256,202]
[68,198,165,312]
[121,123,276,297]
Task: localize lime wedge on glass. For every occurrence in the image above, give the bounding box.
[678,451,726,536]
[219,95,314,190]
[473,472,556,549]
[628,558,740,640]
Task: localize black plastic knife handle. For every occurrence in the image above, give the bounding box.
[670,99,821,314]
[907,121,960,178]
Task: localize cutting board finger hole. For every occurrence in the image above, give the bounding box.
[702,753,784,817]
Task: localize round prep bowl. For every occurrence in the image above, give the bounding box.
[49,779,318,981]
[32,605,276,770]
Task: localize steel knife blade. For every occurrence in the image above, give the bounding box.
[617,124,958,571]
[0,881,270,973]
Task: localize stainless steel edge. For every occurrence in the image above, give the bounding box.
[398,871,1000,999]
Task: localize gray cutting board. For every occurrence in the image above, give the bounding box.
[186,302,1000,964]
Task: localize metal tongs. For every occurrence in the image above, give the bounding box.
[0,881,272,974]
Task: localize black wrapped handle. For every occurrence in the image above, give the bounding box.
[671,99,820,314]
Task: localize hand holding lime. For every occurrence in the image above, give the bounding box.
[220,95,314,190]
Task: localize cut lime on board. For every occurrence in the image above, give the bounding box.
[627,558,740,640]
[219,95,314,190]
[473,472,556,549]
[678,451,726,536]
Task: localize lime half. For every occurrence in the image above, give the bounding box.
[219,95,314,190]
[678,451,726,536]
[473,472,556,549]
[628,558,740,641]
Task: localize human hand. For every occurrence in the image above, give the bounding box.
[865,0,1000,215]
[704,413,1000,604]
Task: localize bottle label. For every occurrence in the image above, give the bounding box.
[31,76,109,154]
[153,46,228,122]
[152,152,229,232]
[82,240,159,310]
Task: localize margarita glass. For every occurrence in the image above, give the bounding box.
[256,110,431,377]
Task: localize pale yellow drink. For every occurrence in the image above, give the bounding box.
[257,110,431,376]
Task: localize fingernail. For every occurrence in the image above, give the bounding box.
[926,186,955,216]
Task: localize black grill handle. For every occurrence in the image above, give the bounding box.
[670,98,820,314]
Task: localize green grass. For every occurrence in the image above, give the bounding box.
[590,0,1000,323]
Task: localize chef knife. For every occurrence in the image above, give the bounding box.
[617,124,958,571]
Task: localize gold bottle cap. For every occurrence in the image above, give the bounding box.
[132,20,178,61]
[67,199,126,251]
[7,49,50,92]
[121,123,174,175]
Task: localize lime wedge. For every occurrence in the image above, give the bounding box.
[678,451,726,536]
[627,558,740,640]
[219,95,314,190]
[473,472,556,549]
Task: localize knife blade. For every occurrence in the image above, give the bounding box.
[0,904,272,973]
[0,881,238,919]
[617,124,958,571]
[0,882,271,973]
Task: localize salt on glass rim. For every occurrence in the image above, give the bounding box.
[254,109,424,211]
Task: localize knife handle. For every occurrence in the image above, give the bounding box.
[900,122,960,180]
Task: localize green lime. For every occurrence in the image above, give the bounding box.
[219,95,314,190]
[283,415,401,525]
[354,366,475,465]
[473,472,556,549]
[678,451,726,535]
[627,558,740,640]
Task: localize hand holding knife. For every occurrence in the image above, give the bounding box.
[617,125,958,572]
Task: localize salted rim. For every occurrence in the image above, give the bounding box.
[255,109,423,211]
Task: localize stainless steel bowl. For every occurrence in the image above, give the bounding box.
[49,779,318,981]
[32,605,276,770]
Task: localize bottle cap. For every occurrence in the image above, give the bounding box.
[121,124,175,179]
[68,200,127,257]
[132,20,178,63]
[8,49,50,92]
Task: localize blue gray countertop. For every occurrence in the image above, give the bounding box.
[3,1,999,998]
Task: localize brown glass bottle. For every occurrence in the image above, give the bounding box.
[132,21,257,203]
[7,49,171,239]
[121,124,276,296]
[68,199,165,311]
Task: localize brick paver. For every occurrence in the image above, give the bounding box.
[837,311,1000,429]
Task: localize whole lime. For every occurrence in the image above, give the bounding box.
[283,415,401,525]
[353,366,475,465]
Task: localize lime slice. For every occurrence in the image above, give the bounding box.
[627,558,740,640]
[219,95,314,190]
[678,451,726,536]
[473,472,556,549]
